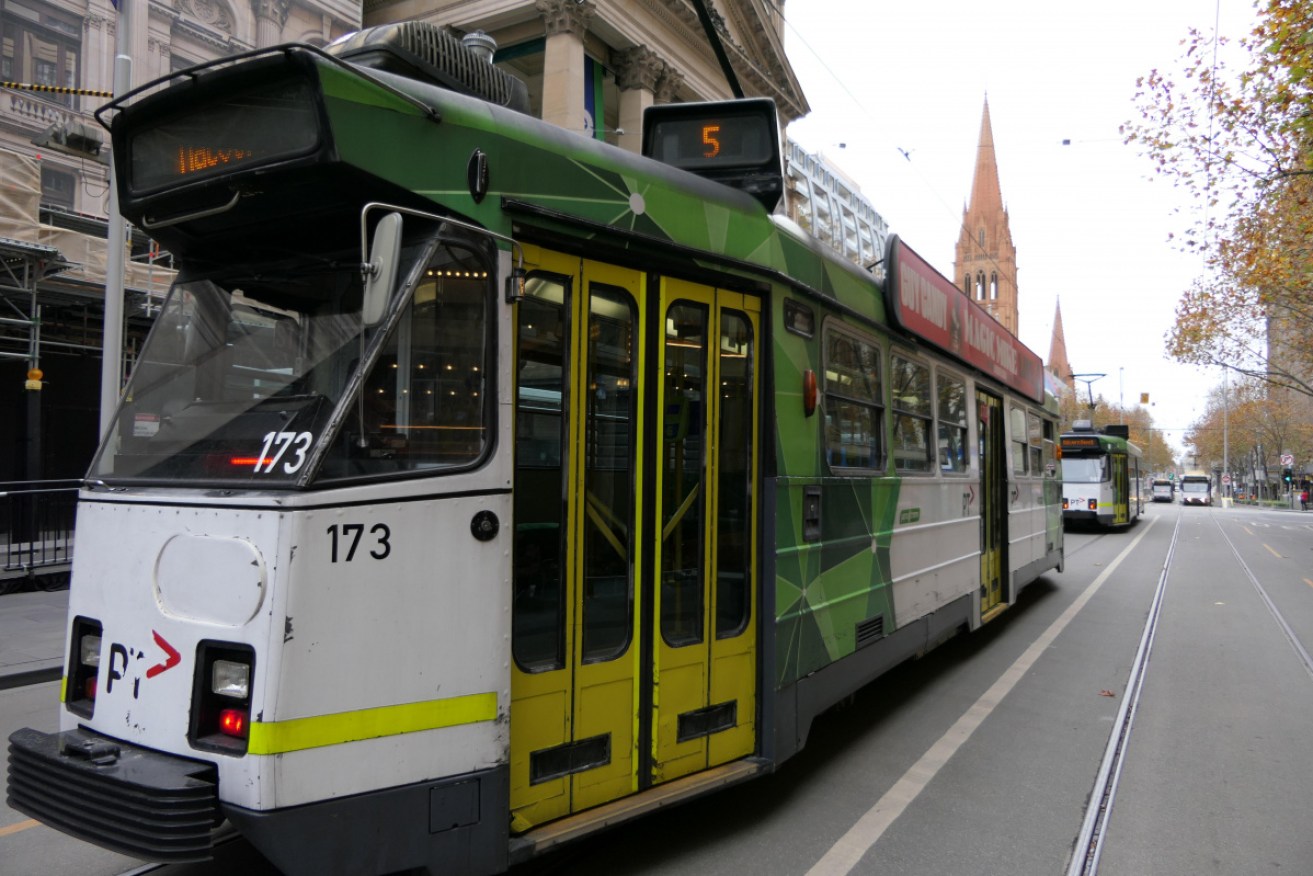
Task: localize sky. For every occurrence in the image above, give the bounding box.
[781,0,1258,456]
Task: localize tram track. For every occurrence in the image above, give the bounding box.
[1068,507,1313,875]
[1065,513,1182,876]
[1213,517,1313,682]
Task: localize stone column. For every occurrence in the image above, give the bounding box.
[612,46,664,154]
[535,0,594,133]
[253,0,290,48]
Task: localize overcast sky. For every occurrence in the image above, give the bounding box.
[781,0,1258,455]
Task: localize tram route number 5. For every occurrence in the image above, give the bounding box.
[327,523,392,563]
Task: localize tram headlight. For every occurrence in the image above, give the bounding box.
[66,617,103,718]
[212,659,250,699]
[190,641,255,755]
[80,634,102,668]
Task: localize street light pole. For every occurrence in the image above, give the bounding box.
[1222,367,1230,500]
[100,0,132,441]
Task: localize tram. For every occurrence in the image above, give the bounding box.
[1179,473,1213,506]
[1150,478,1175,502]
[1059,421,1143,527]
[6,23,1063,876]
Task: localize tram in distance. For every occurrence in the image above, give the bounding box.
[1179,473,1214,506]
[7,22,1064,876]
[1150,478,1175,502]
[1059,421,1144,528]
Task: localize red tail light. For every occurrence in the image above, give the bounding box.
[219,708,249,739]
[1087,499,1097,511]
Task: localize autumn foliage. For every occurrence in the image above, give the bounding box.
[1124,0,1313,399]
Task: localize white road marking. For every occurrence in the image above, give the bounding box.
[807,518,1160,876]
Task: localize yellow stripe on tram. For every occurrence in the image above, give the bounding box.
[248,691,498,755]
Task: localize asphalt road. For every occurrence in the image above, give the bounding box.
[4,502,1311,876]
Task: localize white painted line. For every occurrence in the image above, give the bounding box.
[807,518,1160,876]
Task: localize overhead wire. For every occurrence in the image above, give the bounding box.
[777,4,1024,298]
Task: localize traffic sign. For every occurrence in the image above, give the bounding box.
[1281,453,1295,465]
[1222,474,1232,485]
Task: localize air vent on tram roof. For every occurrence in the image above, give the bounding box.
[327,21,530,114]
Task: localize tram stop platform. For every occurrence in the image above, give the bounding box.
[0,588,68,689]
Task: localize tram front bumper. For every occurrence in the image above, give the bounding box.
[6,726,220,863]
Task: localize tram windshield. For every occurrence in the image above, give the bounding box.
[1061,456,1107,483]
[91,238,493,485]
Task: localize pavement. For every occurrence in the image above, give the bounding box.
[0,587,68,690]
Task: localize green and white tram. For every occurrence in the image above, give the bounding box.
[1059,421,1143,528]
[7,23,1063,876]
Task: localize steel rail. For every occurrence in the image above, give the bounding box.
[1066,512,1182,876]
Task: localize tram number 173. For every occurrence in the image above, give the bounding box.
[326,523,392,563]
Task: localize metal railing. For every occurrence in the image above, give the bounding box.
[1,479,79,592]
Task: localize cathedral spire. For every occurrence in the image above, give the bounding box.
[954,96,1019,336]
[1047,297,1075,394]
[968,95,1005,219]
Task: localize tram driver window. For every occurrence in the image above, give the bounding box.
[324,242,490,479]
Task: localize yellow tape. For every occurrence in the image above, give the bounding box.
[2,81,114,97]
[247,691,498,755]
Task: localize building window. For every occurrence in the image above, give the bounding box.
[990,272,998,300]
[2,5,82,108]
[978,229,985,248]
[40,165,75,210]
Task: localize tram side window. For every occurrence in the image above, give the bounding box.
[823,329,883,471]
[937,372,968,473]
[1027,413,1044,474]
[1041,419,1057,476]
[891,354,932,472]
[1010,405,1029,475]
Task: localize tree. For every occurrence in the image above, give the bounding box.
[1184,374,1313,492]
[1124,0,1313,397]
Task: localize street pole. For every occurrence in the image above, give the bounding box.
[1223,368,1230,501]
[100,0,132,441]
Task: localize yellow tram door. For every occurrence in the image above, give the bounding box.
[509,249,646,829]
[651,278,760,783]
[977,390,1006,619]
[1112,453,1129,525]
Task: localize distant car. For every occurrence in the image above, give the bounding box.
[1151,479,1174,502]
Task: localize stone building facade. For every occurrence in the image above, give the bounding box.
[0,0,824,480]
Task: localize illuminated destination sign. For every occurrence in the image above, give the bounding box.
[884,235,1044,403]
[1060,436,1102,452]
[128,77,322,193]
[642,98,783,210]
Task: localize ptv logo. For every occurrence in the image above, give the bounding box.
[105,631,181,700]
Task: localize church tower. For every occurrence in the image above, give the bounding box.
[1047,298,1076,395]
[954,97,1019,335]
